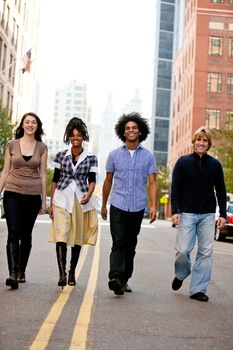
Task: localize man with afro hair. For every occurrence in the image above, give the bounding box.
[101,112,157,295]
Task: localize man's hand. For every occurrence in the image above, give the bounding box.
[172,214,180,226]
[101,206,107,220]
[217,217,226,230]
[149,207,156,224]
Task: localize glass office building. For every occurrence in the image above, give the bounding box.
[151,0,176,166]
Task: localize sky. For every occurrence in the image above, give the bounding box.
[37,0,157,135]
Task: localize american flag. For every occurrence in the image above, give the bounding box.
[21,49,32,73]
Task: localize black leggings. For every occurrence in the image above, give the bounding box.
[3,191,41,272]
[4,191,41,245]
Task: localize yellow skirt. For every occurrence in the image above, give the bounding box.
[49,200,98,247]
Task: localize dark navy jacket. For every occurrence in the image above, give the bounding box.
[171,152,227,218]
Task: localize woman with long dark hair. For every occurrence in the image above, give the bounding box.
[49,117,98,288]
[0,112,48,289]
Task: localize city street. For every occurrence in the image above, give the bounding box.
[0,215,233,350]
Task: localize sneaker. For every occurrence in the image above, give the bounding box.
[172,277,183,291]
[190,292,209,302]
[108,278,124,295]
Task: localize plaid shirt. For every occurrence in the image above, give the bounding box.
[53,148,98,193]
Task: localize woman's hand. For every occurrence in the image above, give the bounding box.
[39,202,46,215]
[49,205,54,220]
[80,193,91,205]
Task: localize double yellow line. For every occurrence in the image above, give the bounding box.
[30,228,101,350]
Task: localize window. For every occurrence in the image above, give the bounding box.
[207,72,222,93]
[225,111,233,130]
[9,54,13,79]
[157,60,172,89]
[208,36,222,56]
[229,38,233,57]
[0,36,2,69]
[210,0,223,3]
[1,0,6,27]
[2,43,7,72]
[160,4,174,32]
[156,89,171,118]
[12,18,16,44]
[75,86,82,91]
[206,109,220,129]
[5,5,9,33]
[227,74,233,94]
[159,32,173,60]
[73,100,81,105]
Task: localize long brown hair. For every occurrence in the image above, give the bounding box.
[15,112,45,141]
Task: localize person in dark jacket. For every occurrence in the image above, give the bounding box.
[171,126,226,302]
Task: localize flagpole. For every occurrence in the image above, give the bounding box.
[0,57,37,87]
[1,60,17,75]
[1,45,35,75]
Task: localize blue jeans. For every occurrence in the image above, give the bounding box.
[175,212,215,295]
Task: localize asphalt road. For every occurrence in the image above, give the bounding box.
[0,215,233,350]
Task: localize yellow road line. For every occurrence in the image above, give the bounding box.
[29,246,88,350]
[69,227,101,349]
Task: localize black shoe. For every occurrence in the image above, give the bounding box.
[172,277,183,291]
[122,282,132,293]
[68,271,76,286]
[6,272,19,290]
[18,272,26,283]
[190,292,209,302]
[108,278,124,295]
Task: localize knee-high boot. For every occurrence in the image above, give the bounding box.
[68,245,81,286]
[56,242,67,287]
[18,242,32,283]
[6,242,19,289]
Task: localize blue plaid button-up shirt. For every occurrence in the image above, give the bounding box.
[106,144,157,212]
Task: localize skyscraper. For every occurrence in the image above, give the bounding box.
[151,0,176,167]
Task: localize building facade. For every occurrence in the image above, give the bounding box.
[0,0,40,122]
[52,80,91,139]
[168,0,233,168]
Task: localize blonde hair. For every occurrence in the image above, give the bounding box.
[192,126,212,150]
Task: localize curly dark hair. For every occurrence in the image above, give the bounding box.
[115,112,150,142]
[15,112,44,141]
[63,117,89,144]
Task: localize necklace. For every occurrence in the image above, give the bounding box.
[72,148,83,157]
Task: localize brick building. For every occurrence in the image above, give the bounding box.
[168,0,233,168]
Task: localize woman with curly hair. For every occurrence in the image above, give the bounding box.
[101,112,157,295]
[0,112,48,289]
[49,117,98,288]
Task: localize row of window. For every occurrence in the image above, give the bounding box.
[0,0,27,49]
[209,36,233,57]
[171,109,233,150]
[207,73,233,94]
[206,109,233,129]
[211,0,233,3]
